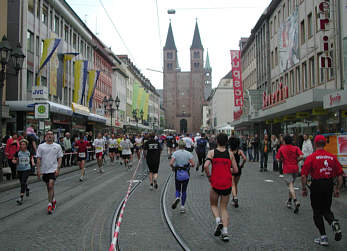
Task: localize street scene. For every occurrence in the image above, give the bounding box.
[1,0,347,250]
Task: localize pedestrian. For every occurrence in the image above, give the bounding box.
[278,134,284,177]
[170,139,194,213]
[182,134,194,152]
[252,134,260,162]
[195,133,208,175]
[5,132,20,179]
[12,139,35,205]
[301,135,343,246]
[26,128,37,174]
[204,133,238,242]
[116,135,123,165]
[36,131,63,214]
[93,133,105,173]
[134,134,143,161]
[166,134,175,159]
[75,133,88,181]
[108,134,117,163]
[228,137,247,208]
[301,134,313,170]
[63,132,72,167]
[246,135,253,161]
[87,131,94,161]
[120,135,133,168]
[271,135,279,171]
[143,133,162,190]
[260,134,271,172]
[58,137,65,167]
[276,135,304,214]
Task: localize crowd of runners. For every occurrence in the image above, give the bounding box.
[4,129,344,246]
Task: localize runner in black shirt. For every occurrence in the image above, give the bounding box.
[143,133,162,190]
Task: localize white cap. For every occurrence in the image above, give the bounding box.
[196,133,200,136]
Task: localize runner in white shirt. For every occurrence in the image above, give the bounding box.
[135,135,143,161]
[93,133,105,173]
[36,130,63,215]
[108,134,118,163]
[120,136,133,168]
[183,134,194,152]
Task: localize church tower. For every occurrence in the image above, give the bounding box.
[190,21,204,72]
[204,50,212,100]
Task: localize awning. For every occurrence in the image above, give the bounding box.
[6,100,73,116]
[71,102,90,116]
[88,113,106,123]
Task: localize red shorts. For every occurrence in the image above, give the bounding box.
[96,152,103,159]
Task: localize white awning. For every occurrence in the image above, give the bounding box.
[6,101,73,116]
[88,113,106,123]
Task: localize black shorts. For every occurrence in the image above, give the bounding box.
[185,147,193,152]
[122,154,131,159]
[42,173,56,183]
[232,167,242,177]
[131,148,134,154]
[212,187,232,196]
[135,146,142,151]
[109,148,116,153]
[147,161,160,174]
[77,157,86,162]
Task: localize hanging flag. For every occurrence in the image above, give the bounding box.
[73,60,88,104]
[56,54,64,99]
[80,61,89,105]
[143,92,150,120]
[87,70,101,109]
[63,52,79,88]
[36,38,61,86]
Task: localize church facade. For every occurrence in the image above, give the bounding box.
[163,22,212,134]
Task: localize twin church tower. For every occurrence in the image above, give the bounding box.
[163,21,212,134]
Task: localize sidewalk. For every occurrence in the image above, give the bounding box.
[0,160,97,193]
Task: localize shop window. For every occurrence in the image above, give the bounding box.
[54,15,59,34]
[309,56,315,88]
[308,13,313,38]
[27,70,33,91]
[300,20,305,45]
[27,30,34,53]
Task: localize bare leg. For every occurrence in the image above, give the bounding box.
[46,180,55,203]
[149,172,153,184]
[210,188,220,219]
[220,195,230,228]
[288,182,296,200]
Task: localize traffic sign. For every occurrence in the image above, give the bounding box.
[35,103,49,119]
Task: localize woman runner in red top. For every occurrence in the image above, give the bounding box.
[204,133,238,242]
[75,133,89,181]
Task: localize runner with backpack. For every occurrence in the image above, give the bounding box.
[195,133,208,176]
[170,140,195,213]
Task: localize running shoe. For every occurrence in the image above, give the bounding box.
[180,206,185,213]
[294,201,300,214]
[331,220,342,241]
[260,168,263,172]
[314,236,328,246]
[286,201,292,209]
[200,172,204,176]
[26,188,30,197]
[153,179,158,189]
[233,198,239,208]
[220,233,229,242]
[79,176,84,182]
[48,205,53,215]
[150,183,154,190]
[171,198,180,209]
[16,198,23,205]
[52,200,56,210]
[100,168,105,173]
[214,223,223,236]
[279,174,284,178]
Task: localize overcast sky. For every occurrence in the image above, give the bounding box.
[66,0,272,89]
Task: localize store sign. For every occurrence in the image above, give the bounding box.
[32,86,48,100]
[318,0,333,69]
[323,90,347,109]
[35,103,49,119]
[96,108,105,116]
[263,83,288,109]
[233,109,243,121]
[230,50,243,107]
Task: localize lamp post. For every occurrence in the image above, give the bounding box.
[102,95,116,131]
[0,35,25,182]
[132,108,138,131]
[140,109,144,124]
[115,95,120,127]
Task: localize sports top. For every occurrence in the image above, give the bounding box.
[211,149,233,190]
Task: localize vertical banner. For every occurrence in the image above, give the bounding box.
[137,87,144,113]
[36,38,61,86]
[143,92,150,120]
[73,60,88,103]
[49,50,58,96]
[56,54,64,99]
[80,60,89,105]
[230,50,243,107]
[132,82,139,112]
[87,70,100,109]
[63,53,79,88]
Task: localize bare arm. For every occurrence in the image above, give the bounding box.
[169,157,175,171]
[36,157,41,178]
[189,158,195,167]
[229,151,239,174]
[204,150,214,176]
[239,150,247,168]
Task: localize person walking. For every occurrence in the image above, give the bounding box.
[301,134,313,173]
[204,133,238,242]
[170,140,194,213]
[12,139,35,205]
[75,133,88,181]
[63,132,72,167]
[301,135,343,246]
[36,131,64,214]
[260,134,271,172]
[246,135,253,161]
[252,134,260,162]
[276,135,304,214]
[143,133,162,190]
[195,133,208,175]
[5,133,20,179]
[271,135,279,172]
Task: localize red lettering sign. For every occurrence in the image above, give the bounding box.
[230,50,243,107]
[329,94,341,105]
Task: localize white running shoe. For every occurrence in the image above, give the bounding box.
[180,205,185,213]
[79,176,83,182]
[314,236,328,246]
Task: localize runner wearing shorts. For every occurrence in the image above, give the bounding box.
[116,135,123,165]
[135,135,143,161]
[75,133,88,181]
[93,133,105,173]
[143,133,162,190]
[36,131,63,214]
[108,134,117,163]
[120,136,133,168]
[204,133,238,242]
[276,135,304,214]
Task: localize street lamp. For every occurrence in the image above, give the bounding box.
[132,108,138,130]
[140,109,144,123]
[102,95,116,130]
[115,95,120,126]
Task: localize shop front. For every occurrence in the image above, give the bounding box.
[323,90,347,133]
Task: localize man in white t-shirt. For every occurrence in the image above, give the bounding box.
[36,130,63,215]
[182,134,194,152]
[93,132,105,173]
[120,136,133,168]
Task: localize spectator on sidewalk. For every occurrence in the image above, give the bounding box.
[252,134,260,162]
[271,135,279,171]
[63,132,72,167]
[246,135,253,161]
[58,137,65,167]
[259,134,271,172]
[5,132,20,179]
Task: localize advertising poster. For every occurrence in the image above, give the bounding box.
[324,134,347,168]
[230,50,243,107]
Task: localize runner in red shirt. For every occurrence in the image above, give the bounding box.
[301,135,343,246]
[276,135,304,214]
[74,133,89,181]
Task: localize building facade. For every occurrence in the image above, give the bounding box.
[163,21,212,134]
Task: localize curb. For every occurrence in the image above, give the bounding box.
[0,160,97,193]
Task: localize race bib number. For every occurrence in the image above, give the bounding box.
[78,152,86,158]
[96,146,103,151]
[110,144,115,148]
[19,157,30,165]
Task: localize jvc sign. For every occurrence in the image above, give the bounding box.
[32,86,48,100]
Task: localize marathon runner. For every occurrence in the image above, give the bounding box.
[93,133,105,173]
[143,133,162,190]
[116,135,123,165]
[170,140,194,213]
[301,135,343,246]
[195,133,208,176]
[228,137,247,208]
[36,130,64,214]
[276,135,304,214]
[75,133,88,181]
[108,134,117,163]
[166,134,175,159]
[12,139,35,205]
[134,134,143,161]
[182,134,194,152]
[204,133,238,242]
[120,135,133,168]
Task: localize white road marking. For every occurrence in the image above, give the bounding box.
[264,179,274,183]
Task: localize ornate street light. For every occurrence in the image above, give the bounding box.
[115,95,120,126]
[103,95,116,129]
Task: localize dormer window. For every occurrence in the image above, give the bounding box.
[193,51,200,58]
